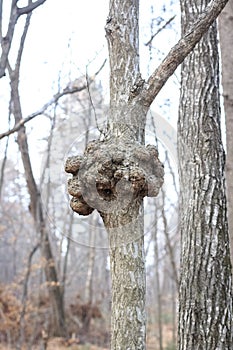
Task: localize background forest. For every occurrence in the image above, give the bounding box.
[0,0,232,349]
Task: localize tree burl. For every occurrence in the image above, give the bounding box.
[65,138,164,223]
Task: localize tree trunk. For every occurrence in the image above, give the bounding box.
[103,2,150,348]
[219,0,233,270]
[102,203,146,349]
[178,1,233,349]
[65,1,163,348]
[9,69,66,337]
[84,217,96,305]
[65,1,231,348]
[154,215,163,350]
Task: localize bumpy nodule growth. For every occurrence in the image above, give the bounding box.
[65,139,164,216]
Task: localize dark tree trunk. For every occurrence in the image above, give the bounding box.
[178,1,233,348]
[10,69,66,338]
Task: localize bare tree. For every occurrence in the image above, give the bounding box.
[177,0,233,348]
[0,0,46,78]
[0,0,107,338]
[1,0,232,347]
[1,0,66,336]
[65,0,231,348]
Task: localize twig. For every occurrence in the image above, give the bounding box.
[17,0,47,16]
[140,0,229,106]
[0,1,18,78]
[86,66,101,135]
[0,96,12,198]
[15,6,32,74]
[0,59,107,140]
[0,136,9,198]
[145,15,176,46]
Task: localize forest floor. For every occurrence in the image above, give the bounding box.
[0,342,173,350]
[0,344,106,350]
[0,324,175,350]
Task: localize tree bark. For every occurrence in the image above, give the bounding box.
[102,204,146,349]
[65,1,231,348]
[104,2,147,348]
[178,1,233,349]
[219,0,233,270]
[65,1,163,349]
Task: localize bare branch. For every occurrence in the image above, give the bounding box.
[0,86,85,140]
[0,1,18,78]
[140,0,229,107]
[0,59,107,140]
[17,0,47,16]
[15,9,32,73]
[0,0,47,78]
[86,67,101,135]
[145,15,176,47]
[0,136,9,198]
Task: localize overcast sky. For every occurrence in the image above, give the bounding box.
[0,0,180,180]
[0,0,180,123]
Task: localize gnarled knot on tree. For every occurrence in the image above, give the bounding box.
[65,139,164,216]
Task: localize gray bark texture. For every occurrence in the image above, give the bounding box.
[178,1,233,349]
[65,1,164,348]
[65,0,232,348]
[219,0,233,271]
